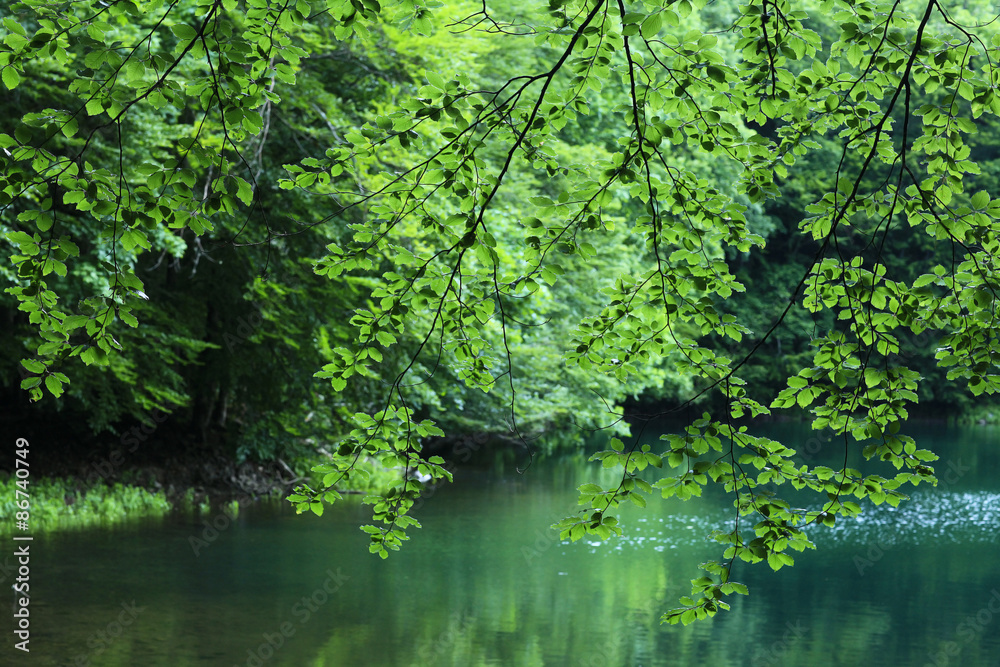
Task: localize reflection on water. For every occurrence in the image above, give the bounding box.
[7,421,1000,666]
[598,489,1000,556]
[819,490,1000,547]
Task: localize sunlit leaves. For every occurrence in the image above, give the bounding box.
[5,0,1000,626]
[1,65,19,90]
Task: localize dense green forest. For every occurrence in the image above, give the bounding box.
[2,0,689,462]
[3,0,1000,621]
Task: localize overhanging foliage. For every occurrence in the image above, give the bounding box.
[3,0,1000,623]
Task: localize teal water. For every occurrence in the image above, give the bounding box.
[5,421,1000,666]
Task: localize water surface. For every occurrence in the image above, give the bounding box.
[6,421,1000,666]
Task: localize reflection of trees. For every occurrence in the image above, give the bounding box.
[33,424,1000,666]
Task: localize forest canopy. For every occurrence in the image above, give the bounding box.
[3,0,1000,623]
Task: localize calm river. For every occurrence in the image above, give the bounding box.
[6,421,1000,666]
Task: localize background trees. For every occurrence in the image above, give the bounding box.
[4,0,1000,621]
[1,0,689,460]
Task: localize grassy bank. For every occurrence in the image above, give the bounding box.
[0,454,402,535]
[0,476,172,534]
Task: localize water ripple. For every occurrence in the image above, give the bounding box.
[575,490,1000,554]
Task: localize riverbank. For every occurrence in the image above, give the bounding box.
[0,454,399,535]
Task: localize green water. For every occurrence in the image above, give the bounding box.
[5,421,1000,666]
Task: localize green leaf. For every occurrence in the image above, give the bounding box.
[640,13,662,39]
[20,359,45,374]
[706,66,726,84]
[767,552,785,571]
[846,43,864,67]
[425,70,445,90]
[60,118,78,138]
[3,17,26,37]
[44,374,64,398]
[119,310,139,327]
[235,178,254,205]
[2,67,20,90]
[937,185,952,205]
[171,23,198,40]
